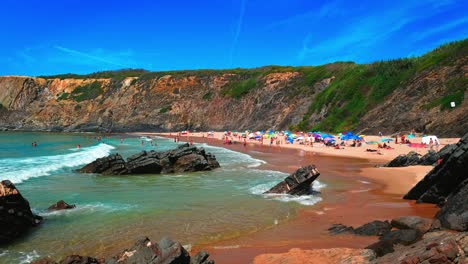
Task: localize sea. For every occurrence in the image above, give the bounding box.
[0,132,325,263]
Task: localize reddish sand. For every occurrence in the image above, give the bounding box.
[134,132,444,263]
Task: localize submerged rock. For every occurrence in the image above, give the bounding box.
[79,143,220,175]
[0,180,42,244]
[264,165,320,195]
[48,200,76,211]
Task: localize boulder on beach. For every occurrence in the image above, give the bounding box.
[391,216,434,235]
[353,220,392,236]
[32,236,214,264]
[0,180,42,244]
[264,165,320,195]
[48,200,76,211]
[404,132,468,231]
[79,143,220,175]
[384,143,456,168]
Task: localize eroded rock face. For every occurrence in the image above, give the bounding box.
[404,133,468,231]
[0,180,42,244]
[375,231,467,264]
[79,144,220,175]
[264,165,320,195]
[354,220,392,236]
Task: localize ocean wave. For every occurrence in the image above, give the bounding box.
[34,202,137,217]
[198,143,266,167]
[0,143,115,184]
[249,180,325,206]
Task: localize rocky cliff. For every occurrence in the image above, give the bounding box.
[0,40,466,136]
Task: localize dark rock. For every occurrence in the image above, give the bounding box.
[384,151,421,167]
[78,154,128,175]
[328,224,354,235]
[264,165,320,195]
[190,250,214,264]
[404,133,468,225]
[0,180,42,244]
[391,216,434,235]
[435,178,468,231]
[48,200,76,211]
[60,255,102,264]
[379,229,420,246]
[418,150,439,165]
[354,220,392,236]
[365,240,395,257]
[106,236,190,264]
[375,231,467,263]
[31,258,57,264]
[79,144,220,176]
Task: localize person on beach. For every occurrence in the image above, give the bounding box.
[270,137,274,146]
[243,138,247,147]
[429,138,434,150]
[435,138,440,151]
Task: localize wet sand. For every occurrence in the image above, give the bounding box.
[131,133,441,263]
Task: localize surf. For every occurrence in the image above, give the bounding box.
[0,143,115,184]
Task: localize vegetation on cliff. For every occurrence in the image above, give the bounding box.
[3,38,466,135]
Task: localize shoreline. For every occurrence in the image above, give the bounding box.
[132,132,441,263]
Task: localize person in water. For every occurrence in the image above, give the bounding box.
[77,144,81,149]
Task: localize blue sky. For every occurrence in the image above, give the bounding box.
[1,0,467,76]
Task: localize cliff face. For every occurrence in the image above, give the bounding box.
[0,40,467,136]
[0,72,315,132]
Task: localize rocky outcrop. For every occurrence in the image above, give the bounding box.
[264,165,320,195]
[435,179,468,231]
[375,231,467,264]
[328,220,392,236]
[253,248,376,264]
[385,151,422,167]
[404,133,468,231]
[391,216,436,235]
[79,143,220,175]
[0,180,42,244]
[48,200,76,211]
[32,237,214,264]
[384,145,456,167]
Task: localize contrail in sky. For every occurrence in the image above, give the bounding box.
[229,0,247,66]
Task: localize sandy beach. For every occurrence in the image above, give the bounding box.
[128,131,452,263]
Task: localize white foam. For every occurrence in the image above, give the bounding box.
[198,143,266,168]
[18,250,39,264]
[249,180,325,206]
[0,143,115,184]
[34,202,137,217]
[358,180,371,184]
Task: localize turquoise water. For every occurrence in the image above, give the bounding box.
[0,132,325,263]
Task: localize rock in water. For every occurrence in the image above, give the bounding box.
[79,143,220,175]
[0,180,42,244]
[264,165,320,195]
[48,200,76,211]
